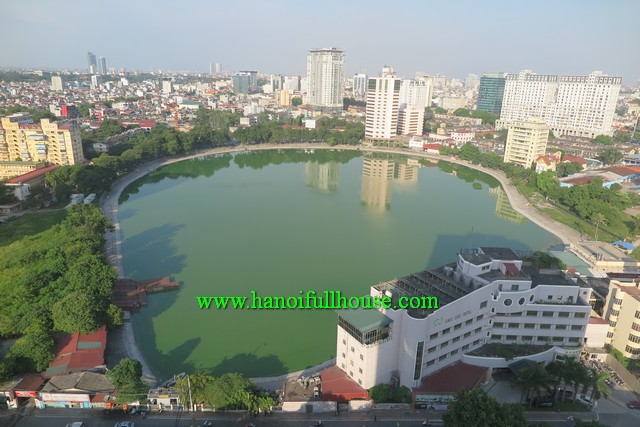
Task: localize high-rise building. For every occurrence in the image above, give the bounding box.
[0,114,84,166]
[270,74,284,91]
[233,74,250,95]
[215,63,221,75]
[365,75,401,141]
[87,52,97,74]
[465,73,479,89]
[306,47,345,112]
[238,70,258,92]
[477,73,506,115]
[51,75,63,92]
[397,105,424,136]
[361,156,394,210]
[498,70,621,138]
[209,63,213,76]
[98,57,107,75]
[277,89,291,106]
[161,78,173,94]
[353,73,368,100]
[604,279,640,358]
[503,118,550,168]
[283,76,300,92]
[90,75,102,89]
[399,79,432,110]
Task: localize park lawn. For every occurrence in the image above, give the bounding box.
[0,209,68,246]
[539,207,619,242]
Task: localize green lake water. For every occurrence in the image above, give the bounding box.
[118,150,559,380]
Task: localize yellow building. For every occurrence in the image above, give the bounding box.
[503,118,549,168]
[0,161,47,180]
[604,280,640,358]
[0,114,85,166]
[278,89,291,107]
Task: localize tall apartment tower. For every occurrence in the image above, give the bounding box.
[365,75,401,141]
[477,73,506,115]
[503,118,550,168]
[51,75,63,92]
[239,71,258,92]
[98,57,107,75]
[306,48,345,112]
[353,73,368,100]
[87,52,97,74]
[604,279,640,358]
[498,70,621,138]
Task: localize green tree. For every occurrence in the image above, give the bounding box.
[106,304,124,330]
[592,135,614,145]
[592,213,607,241]
[599,148,623,166]
[512,364,553,406]
[556,162,583,177]
[52,291,103,334]
[495,128,508,142]
[585,368,611,404]
[176,373,215,407]
[8,327,55,372]
[291,97,302,106]
[458,143,482,163]
[443,388,526,427]
[107,357,148,404]
[434,107,447,114]
[204,373,254,410]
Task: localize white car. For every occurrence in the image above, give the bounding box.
[65,423,85,427]
[577,394,596,407]
[114,422,135,427]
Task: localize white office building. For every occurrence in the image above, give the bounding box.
[306,48,345,112]
[499,70,621,138]
[51,75,63,92]
[399,79,432,110]
[353,73,368,100]
[398,105,424,136]
[365,75,401,141]
[336,247,591,389]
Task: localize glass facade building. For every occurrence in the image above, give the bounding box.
[477,73,506,115]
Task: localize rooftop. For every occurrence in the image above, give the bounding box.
[480,247,520,261]
[41,371,114,394]
[336,309,392,334]
[413,362,488,394]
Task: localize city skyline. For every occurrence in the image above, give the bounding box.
[1,0,638,85]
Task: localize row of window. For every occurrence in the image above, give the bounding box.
[491,335,581,344]
[424,340,483,368]
[493,323,582,331]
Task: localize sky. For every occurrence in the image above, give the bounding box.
[1,0,639,85]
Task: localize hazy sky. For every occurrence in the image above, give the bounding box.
[2,0,638,85]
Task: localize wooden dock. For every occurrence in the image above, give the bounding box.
[113,277,179,312]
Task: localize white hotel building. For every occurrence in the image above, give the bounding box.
[336,248,591,389]
[497,70,621,138]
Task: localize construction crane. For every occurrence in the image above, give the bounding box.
[167,104,179,131]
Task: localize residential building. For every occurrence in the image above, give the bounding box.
[306,48,345,112]
[215,63,221,74]
[0,114,85,166]
[336,247,591,389]
[239,70,258,92]
[400,79,432,110]
[498,70,621,138]
[271,74,284,91]
[37,372,114,409]
[161,78,173,94]
[477,73,506,115]
[5,165,59,200]
[450,130,475,144]
[233,74,250,95]
[278,89,291,106]
[503,118,550,168]
[353,73,368,100]
[51,75,63,92]
[604,279,640,357]
[0,161,46,180]
[535,155,559,173]
[87,51,97,74]
[365,75,401,142]
[90,75,101,89]
[441,96,467,110]
[284,76,300,92]
[398,105,424,136]
[465,74,479,89]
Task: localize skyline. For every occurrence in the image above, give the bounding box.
[1,0,639,85]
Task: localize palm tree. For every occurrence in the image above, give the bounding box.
[585,367,612,405]
[593,213,607,241]
[546,361,567,399]
[512,364,554,407]
[562,358,588,403]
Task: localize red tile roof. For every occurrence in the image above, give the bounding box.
[13,373,46,392]
[319,365,369,402]
[414,362,488,394]
[561,156,586,165]
[588,317,608,325]
[5,165,59,184]
[46,325,106,377]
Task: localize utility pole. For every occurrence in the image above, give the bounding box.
[187,374,194,412]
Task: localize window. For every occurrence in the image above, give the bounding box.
[441,341,449,348]
[473,339,481,346]
[414,341,424,381]
[465,319,473,325]
[494,322,504,328]
[506,335,517,340]
[430,333,438,340]
[547,295,553,300]
[351,346,355,352]
[342,339,346,345]
[609,320,617,328]
[341,353,346,359]
[625,345,640,355]
[426,359,435,367]
[629,334,640,344]
[491,334,502,340]
[540,324,551,329]
[438,355,447,361]
[635,310,640,320]
[454,323,462,330]
[524,323,535,329]
[358,379,362,385]
[464,331,472,338]
[476,315,484,321]
[527,310,538,316]
[462,344,470,351]
[442,328,451,335]
[360,354,364,360]
[522,336,533,341]
[450,349,459,355]
[555,325,567,330]
[542,311,554,317]
[574,312,586,318]
[341,363,346,369]
[359,368,363,374]
[480,301,488,309]
[558,312,570,318]
[571,325,583,331]
[606,332,614,338]
[508,323,519,328]
[474,327,482,334]
[511,284,519,291]
[518,297,525,305]
[632,323,640,332]
[610,309,620,317]
[613,298,623,305]
[428,346,436,354]
[504,298,513,306]
[452,336,460,343]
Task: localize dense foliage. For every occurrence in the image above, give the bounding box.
[452,108,498,125]
[443,388,526,427]
[107,358,149,404]
[368,383,411,403]
[233,117,363,145]
[0,205,120,375]
[175,372,274,412]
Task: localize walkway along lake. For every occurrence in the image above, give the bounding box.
[114,148,559,380]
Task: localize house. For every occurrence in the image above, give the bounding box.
[37,371,115,409]
[4,164,59,201]
[45,325,107,378]
[535,155,559,173]
[0,373,46,409]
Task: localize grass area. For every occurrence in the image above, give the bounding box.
[0,209,68,246]
[539,206,619,242]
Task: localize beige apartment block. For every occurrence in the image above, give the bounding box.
[503,118,549,168]
[604,280,640,358]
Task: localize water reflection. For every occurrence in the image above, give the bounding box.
[360,155,420,211]
[305,161,340,193]
[489,186,527,224]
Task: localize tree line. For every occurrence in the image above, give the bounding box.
[0,205,123,380]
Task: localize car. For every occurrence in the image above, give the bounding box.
[66,423,85,427]
[114,422,135,427]
[627,400,640,409]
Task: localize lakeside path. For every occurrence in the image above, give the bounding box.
[100,143,582,383]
